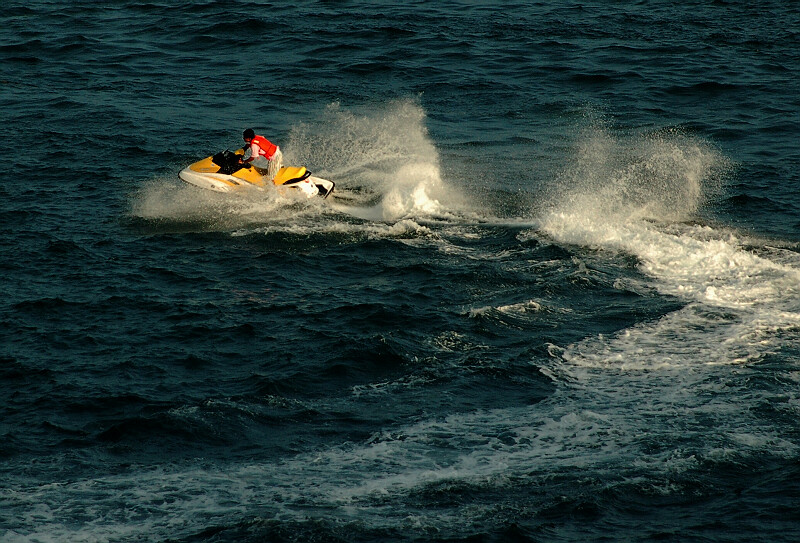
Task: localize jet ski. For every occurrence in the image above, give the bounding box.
[179,149,335,198]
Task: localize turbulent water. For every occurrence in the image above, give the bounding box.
[2,2,800,542]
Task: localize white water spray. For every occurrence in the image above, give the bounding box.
[286,100,464,222]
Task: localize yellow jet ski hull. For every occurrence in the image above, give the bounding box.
[179,149,334,198]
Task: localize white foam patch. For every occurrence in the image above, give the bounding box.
[0,406,642,540]
[130,175,324,230]
[230,218,437,244]
[546,217,800,305]
[540,196,800,373]
[497,299,544,314]
[5,349,799,543]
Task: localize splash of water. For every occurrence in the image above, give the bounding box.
[287,100,463,221]
[129,175,321,232]
[542,124,729,227]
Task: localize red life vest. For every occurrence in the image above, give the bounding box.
[251,135,278,160]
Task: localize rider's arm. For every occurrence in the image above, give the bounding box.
[242,141,258,162]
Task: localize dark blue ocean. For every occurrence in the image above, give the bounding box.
[2,1,800,541]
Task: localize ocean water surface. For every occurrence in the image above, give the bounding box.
[2,1,800,541]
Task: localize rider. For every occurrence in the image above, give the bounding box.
[241,128,283,180]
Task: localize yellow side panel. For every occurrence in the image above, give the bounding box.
[187,155,266,186]
[233,166,266,185]
[188,156,219,173]
[273,167,307,186]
